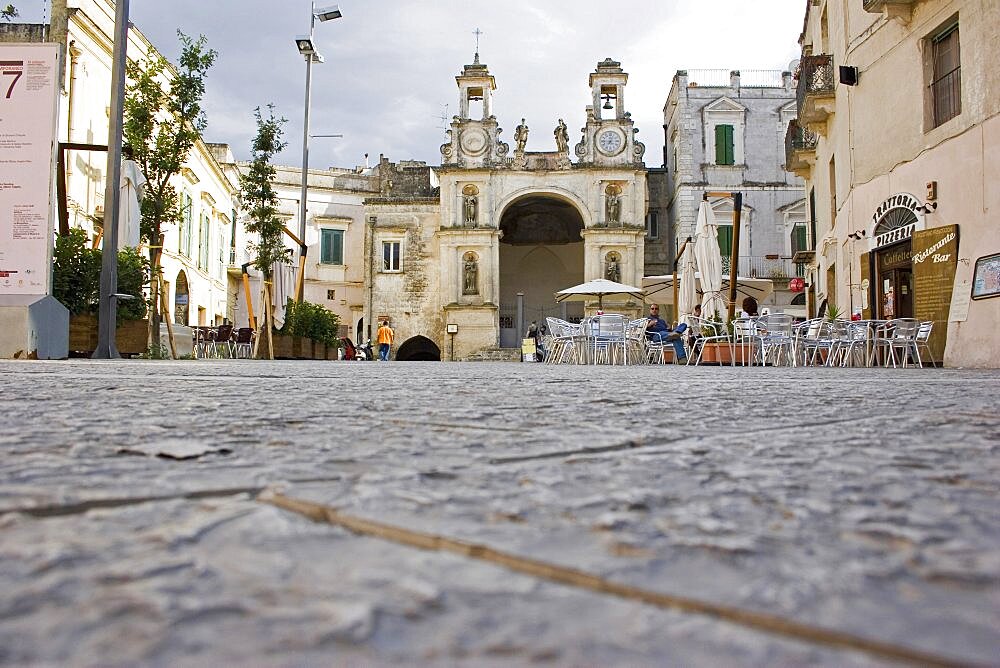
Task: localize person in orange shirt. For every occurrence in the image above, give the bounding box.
[376,320,394,361]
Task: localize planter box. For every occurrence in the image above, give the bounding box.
[698,341,733,365]
[69,314,148,356]
[269,334,329,360]
[326,344,339,360]
[312,342,327,360]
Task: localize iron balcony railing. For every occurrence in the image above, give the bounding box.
[795,54,835,115]
[785,119,818,169]
[721,255,807,279]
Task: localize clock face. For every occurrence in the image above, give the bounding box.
[459,128,489,156]
[598,130,623,155]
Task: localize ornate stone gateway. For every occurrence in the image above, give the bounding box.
[366,57,648,359]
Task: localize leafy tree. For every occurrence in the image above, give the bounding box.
[239,105,289,358]
[1,5,17,22]
[122,31,216,339]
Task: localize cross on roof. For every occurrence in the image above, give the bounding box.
[473,28,483,61]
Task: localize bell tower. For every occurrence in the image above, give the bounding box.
[575,58,645,167]
[440,53,509,168]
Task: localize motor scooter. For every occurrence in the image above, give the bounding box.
[357,338,375,361]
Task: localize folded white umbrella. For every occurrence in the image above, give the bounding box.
[678,244,697,325]
[555,278,646,311]
[693,200,727,321]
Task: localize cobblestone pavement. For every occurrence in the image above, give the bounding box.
[0,359,998,666]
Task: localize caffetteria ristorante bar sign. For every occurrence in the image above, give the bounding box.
[912,224,959,362]
[0,44,59,296]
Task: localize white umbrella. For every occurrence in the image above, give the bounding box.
[642,273,774,305]
[678,245,697,325]
[694,201,727,321]
[555,278,646,311]
[118,158,145,249]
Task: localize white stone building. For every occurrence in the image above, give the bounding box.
[660,68,807,320]
[789,0,999,367]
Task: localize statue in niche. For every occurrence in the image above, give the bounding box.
[462,253,479,295]
[605,252,621,283]
[462,184,479,227]
[554,118,569,153]
[514,118,528,154]
[605,184,622,224]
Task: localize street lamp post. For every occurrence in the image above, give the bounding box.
[294,3,342,303]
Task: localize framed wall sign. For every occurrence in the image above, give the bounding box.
[971,253,1000,300]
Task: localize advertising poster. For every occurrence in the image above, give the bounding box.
[0,44,59,296]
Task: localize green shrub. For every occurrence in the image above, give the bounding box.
[52,228,150,323]
[281,299,341,347]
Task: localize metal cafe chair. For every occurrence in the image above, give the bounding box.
[914,320,935,367]
[233,327,255,359]
[689,316,731,366]
[205,323,234,358]
[869,318,921,368]
[756,313,794,366]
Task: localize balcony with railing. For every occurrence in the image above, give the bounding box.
[720,255,807,280]
[784,119,818,177]
[796,54,836,130]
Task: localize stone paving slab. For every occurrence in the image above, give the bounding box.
[0,360,998,665]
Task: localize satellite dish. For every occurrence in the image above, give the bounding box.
[788,58,800,73]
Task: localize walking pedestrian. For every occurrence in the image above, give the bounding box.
[376,320,394,361]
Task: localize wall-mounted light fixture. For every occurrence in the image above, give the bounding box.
[839,65,860,86]
[915,202,938,214]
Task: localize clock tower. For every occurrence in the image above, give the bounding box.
[440,54,509,169]
[575,58,645,167]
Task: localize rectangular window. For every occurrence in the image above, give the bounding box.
[217,229,226,279]
[320,228,344,265]
[791,223,808,254]
[645,212,658,239]
[715,124,734,165]
[930,22,961,127]
[180,192,192,257]
[717,224,733,257]
[382,241,401,272]
[199,213,210,270]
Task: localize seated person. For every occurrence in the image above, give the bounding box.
[740,296,759,319]
[645,304,689,362]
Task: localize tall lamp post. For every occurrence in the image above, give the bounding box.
[294,3,343,303]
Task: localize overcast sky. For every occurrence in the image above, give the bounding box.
[29,1,803,170]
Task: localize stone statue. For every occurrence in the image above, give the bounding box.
[463,194,478,227]
[605,254,621,283]
[514,118,528,154]
[463,255,479,295]
[606,191,620,224]
[554,119,569,153]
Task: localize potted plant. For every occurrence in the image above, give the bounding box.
[276,299,340,360]
[55,229,150,355]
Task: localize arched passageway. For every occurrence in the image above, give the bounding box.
[174,270,190,325]
[498,194,585,346]
[395,335,441,361]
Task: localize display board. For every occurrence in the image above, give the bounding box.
[0,44,59,296]
[911,224,959,363]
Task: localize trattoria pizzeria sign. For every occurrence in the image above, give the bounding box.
[869,192,923,250]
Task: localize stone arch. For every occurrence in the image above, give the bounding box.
[497,191,587,346]
[174,270,190,325]
[495,186,593,229]
[395,335,441,362]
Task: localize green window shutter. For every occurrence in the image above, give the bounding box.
[715,124,734,165]
[321,229,344,264]
[792,224,807,254]
[717,225,733,256]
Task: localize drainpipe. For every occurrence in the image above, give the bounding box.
[365,214,375,341]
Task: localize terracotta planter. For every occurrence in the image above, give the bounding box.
[68,314,148,356]
[698,342,733,365]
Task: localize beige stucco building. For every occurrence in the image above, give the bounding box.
[365,57,648,360]
[788,0,999,366]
